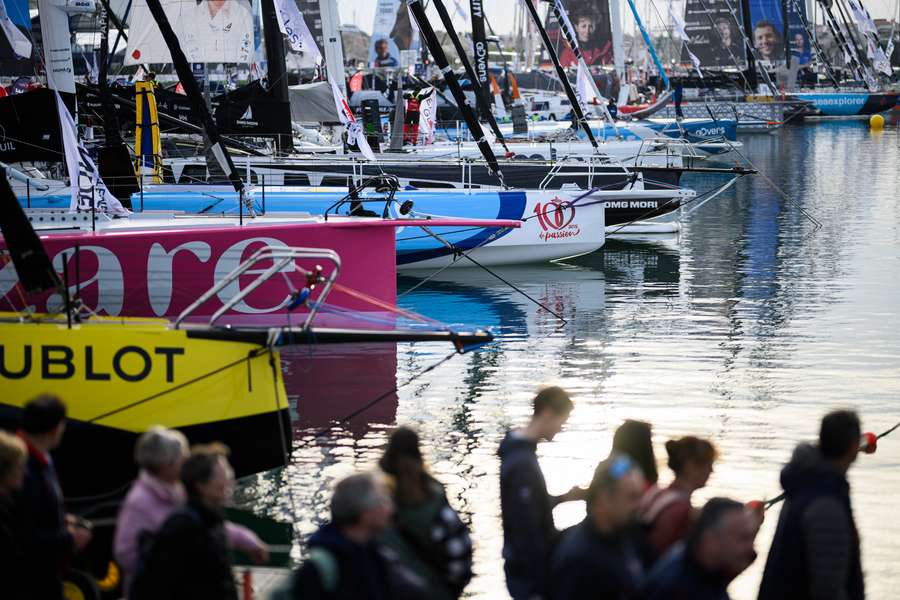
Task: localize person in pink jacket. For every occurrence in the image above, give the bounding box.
[114,427,268,594]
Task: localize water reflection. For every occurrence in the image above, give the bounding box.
[237,122,900,599]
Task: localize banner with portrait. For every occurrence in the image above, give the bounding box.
[543,0,613,67]
[680,0,747,69]
[126,0,255,65]
[747,0,811,67]
[0,0,35,75]
[369,0,420,68]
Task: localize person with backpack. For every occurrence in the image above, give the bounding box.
[291,471,426,599]
[114,427,266,595]
[499,386,585,600]
[757,410,865,600]
[130,443,246,600]
[640,436,718,561]
[378,426,473,599]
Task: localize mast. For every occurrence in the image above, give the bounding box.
[624,0,670,88]
[261,0,293,152]
[522,0,600,149]
[407,0,504,181]
[319,0,346,82]
[610,0,627,82]
[143,0,246,200]
[431,0,510,151]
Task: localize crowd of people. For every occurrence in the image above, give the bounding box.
[0,389,867,600]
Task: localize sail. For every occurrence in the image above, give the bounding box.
[125,0,254,64]
[369,0,420,67]
[0,88,67,162]
[747,0,810,67]
[543,0,613,67]
[134,81,162,184]
[0,172,60,295]
[681,0,748,69]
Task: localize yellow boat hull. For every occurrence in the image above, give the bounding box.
[0,314,290,497]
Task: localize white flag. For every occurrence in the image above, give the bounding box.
[274,0,322,60]
[668,0,688,40]
[329,78,376,161]
[418,88,437,145]
[56,92,130,216]
[576,60,600,109]
[0,1,30,59]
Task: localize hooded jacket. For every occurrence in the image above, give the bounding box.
[757,443,864,600]
[498,430,557,599]
[642,543,731,600]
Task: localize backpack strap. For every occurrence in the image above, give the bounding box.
[308,546,339,593]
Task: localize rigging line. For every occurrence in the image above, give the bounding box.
[86,348,266,424]
[720,138,822,230]
[296,349,461,447]
[415,225,570,324]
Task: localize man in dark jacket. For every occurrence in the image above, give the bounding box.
[643,498,758,600]
[758,410,865,600]
[131,443,243,600]
[550,454,646,600]
[17,395,91,600]
[499,386,584,600]
[292,471,405,599]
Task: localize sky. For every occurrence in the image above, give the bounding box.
[337,0,900,36]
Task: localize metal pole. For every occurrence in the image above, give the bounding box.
[26,179,30,208]
[262,174,266,214]
[91,186,96,232]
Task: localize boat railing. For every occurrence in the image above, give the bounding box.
[538,154,634,190]
[175,246,341,330]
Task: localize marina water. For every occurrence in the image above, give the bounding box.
[235,119,900,599]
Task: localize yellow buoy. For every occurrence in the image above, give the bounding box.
[870,114,885,130]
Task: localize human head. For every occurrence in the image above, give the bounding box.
[135,426,189,483]
[331,472,394,541]
[21,395,67,450]
[611,420,658,485]
[0,431,27,495]
[665,436,717,491]
[180,443,233,509]
[532,386,574,441]
[715,18,732,45]
[586,454,646,533]
[375,39,390,60]
[819,410,861,473]
[687,497,757,576]
[574,14,595,44]
[379,426,428,508]
[753,21,779,59]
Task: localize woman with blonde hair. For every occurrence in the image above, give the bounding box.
[0,430,28,599]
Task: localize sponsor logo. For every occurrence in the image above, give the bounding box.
[605,200,660,209]
[0,344,184,383]
[533,199,581,242]
[691,126,726,137]
[237,104,258,126]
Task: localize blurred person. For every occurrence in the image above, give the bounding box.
[0,430,27,600]
[640,436,718,560]
[643,497,758,599]
[17,395,91,600]
[549,454,647,599]
[291,471,424,599]
[379,426,473,599]
[757,410,864,600]
[753,20,781,63]
[114,427,266,594]
[130,443,246,600]
[560,11,613,66]
[499,386,584,599]
[611,420,659,488]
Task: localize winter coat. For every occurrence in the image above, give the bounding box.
[130,500,238,600]
[291,523,393,600]
[549,518,644,600]
[17,439,72,600]
[114,470,261,593]
[499,431,557,599]
[757,443,864,600]
[380,477,473,599]
[642,543,731,600]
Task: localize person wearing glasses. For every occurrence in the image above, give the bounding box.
[499,386,586,600]
[549,455,647,600]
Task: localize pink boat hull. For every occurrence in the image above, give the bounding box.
[0,220,399,324]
